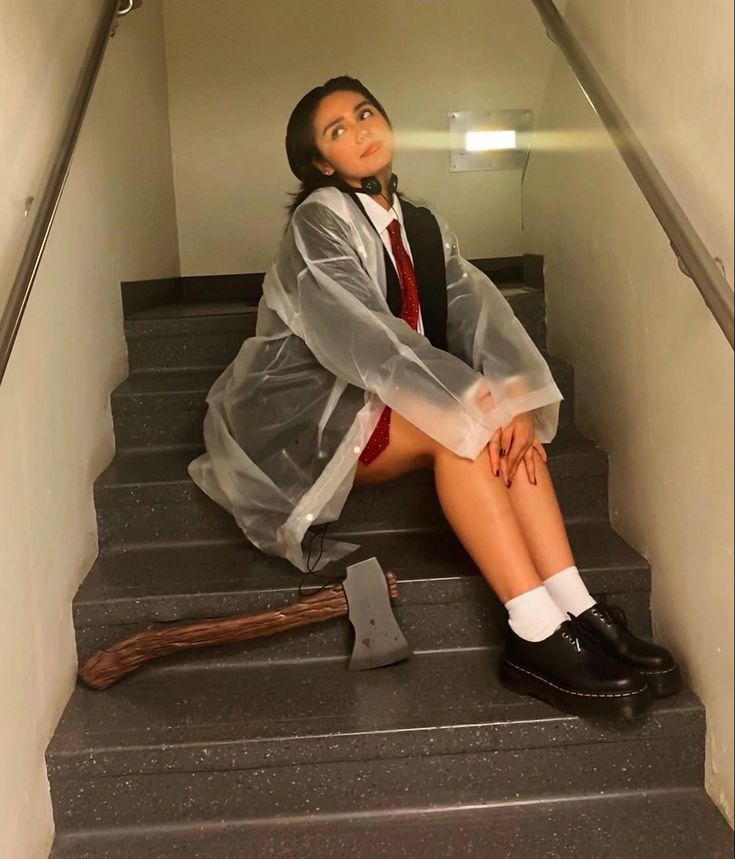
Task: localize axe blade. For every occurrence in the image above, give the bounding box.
[342,557,412,671]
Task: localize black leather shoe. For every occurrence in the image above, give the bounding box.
[571,599,682,697]
[500,617,652,720]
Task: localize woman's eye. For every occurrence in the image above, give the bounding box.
[360,108,373,119]
[331,126,345,140]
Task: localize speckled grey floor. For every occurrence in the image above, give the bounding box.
[50,789,733,858]
[45,291,733,855]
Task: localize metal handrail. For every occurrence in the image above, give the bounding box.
[2,0,730,385]
[531,0,734,349]
[0,0,142,386]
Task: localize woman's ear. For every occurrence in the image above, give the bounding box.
[313,157,334,177]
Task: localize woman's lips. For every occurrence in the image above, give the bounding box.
[361,142,381,158]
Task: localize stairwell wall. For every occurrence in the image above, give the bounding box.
[0,2,179,856]
[523,0,734,824]
[0,1,100,317]
[160,0,560,275]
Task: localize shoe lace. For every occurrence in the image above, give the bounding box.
[561,613,604,651]
[595,593,630,629]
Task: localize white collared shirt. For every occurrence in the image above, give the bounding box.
[355,192,425,335]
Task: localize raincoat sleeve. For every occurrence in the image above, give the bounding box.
[437,215,562,443]
[276,199,497,460]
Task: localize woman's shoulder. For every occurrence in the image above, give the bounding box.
[288,187,367,257]
[398,192,448,228]
[397,190,436,213]
[293,186,353,223]
[398,193,455,251]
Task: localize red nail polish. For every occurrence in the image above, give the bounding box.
[507,480,512,488]
[495,469,500,477]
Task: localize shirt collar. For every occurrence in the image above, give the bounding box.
[355,191,403,235]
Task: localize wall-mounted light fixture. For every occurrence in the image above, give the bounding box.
[449,110,533,172]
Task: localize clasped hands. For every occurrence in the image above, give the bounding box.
[487,412,547,487]
[470,381,547,487]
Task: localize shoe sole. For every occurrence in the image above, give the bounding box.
[499,657,653,720]
[638,665,682,698]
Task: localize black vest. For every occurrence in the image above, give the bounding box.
[348,192,449,351]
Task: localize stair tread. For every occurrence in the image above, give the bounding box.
[47,647,701,775]
[49,788,734,859]
[75,522,648,619]
[113,353,571,397]
[126,300,259,322]
[97,426,602,490]
[113,366,224,395]
[124,287,535,325]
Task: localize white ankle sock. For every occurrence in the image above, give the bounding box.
[504,585,567,642]
[543,565,596,617]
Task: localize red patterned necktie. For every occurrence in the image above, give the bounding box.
[359,219,420,465]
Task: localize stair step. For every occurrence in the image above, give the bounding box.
[112,357,573,450]
[126,299,259,322]
[49,281,730,854]
[74,522,651,663]
[125,305,258,372]
[93,428,608,549]
[111,367,223,449]
[47,648,704,833]
[123,290,547,372]
[49,788,734,858]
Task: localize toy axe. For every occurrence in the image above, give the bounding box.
[78,557,411,689]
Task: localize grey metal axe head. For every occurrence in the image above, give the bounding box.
[342,557,413,670]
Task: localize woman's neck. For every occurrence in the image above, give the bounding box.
[369,165,394,210]
[372,191,394,211]
[343,166,393,209]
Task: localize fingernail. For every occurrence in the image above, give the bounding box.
[532,478,537,485]
[500,449,505,457]
[506,480,512,488]
[495,469,500,477]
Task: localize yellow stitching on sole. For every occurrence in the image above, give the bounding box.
[503,659,649,699]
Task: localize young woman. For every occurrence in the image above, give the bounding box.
[189,76,680,719]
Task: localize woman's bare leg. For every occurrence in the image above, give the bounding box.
[505,456,576,581]
[354,412,543,603]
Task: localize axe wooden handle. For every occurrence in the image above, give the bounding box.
[78,572,399,690]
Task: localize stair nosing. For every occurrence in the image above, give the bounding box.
[46,648,703,781]
[48,786,725,849]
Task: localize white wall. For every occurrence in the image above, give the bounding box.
[0,1,99,313]
[161,0,559,275]
[523,0,734,824]
[0,2,179,856]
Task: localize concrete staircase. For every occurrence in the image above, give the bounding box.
[47,283,733,857]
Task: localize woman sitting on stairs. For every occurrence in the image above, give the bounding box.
[188,76,680,720]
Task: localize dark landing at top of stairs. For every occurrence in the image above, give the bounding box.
[47,284,734,857]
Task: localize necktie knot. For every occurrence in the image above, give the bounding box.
[387,218,401,240]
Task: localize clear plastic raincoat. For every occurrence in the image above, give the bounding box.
[188,187,562,571]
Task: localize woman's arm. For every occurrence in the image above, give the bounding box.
[264,199,496,459]
[437,216,563,444]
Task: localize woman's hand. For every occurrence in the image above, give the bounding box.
[486,412,547,486]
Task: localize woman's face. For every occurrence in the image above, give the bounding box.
[311,90,394,185]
